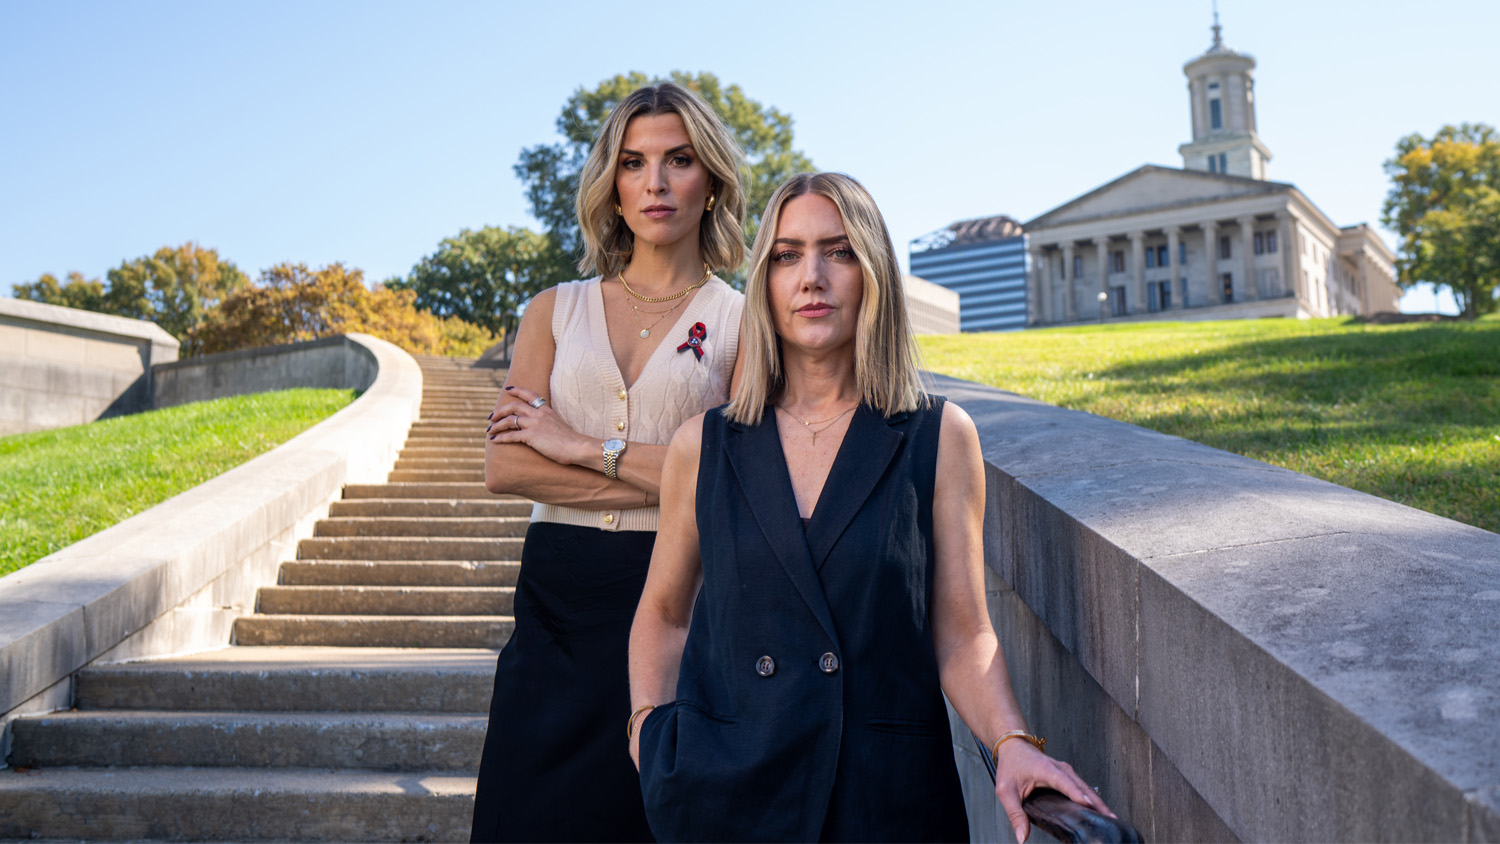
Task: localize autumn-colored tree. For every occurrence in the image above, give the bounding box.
[186,262,496,358]
[11,242,248,338]
[390,225,568,342]
[1382,123,1500,319]
[12,271,107,311]
[515,71,814,282]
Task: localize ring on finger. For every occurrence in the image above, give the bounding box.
[530,397,549,409]
[511,415,520,430]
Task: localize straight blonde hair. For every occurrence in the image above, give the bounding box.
[575,83,747,278]
[727,172,927,425]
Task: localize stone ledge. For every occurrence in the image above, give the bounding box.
[0,334,420,732]
[0,298,180,351]
[931,373,1500,842]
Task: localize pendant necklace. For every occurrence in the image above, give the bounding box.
[780,404,857,446]
[627,296,686,339]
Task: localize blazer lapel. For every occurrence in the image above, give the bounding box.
[722,410,840,645]
[805,405,907,569]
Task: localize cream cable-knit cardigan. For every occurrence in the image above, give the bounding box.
[531,276,743,532]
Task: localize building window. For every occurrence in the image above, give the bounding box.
[1156,245,1169,266]
[1179,242,1188,265]
[1073,255,1083,279]
[1155,280,1172,311]
[1208,155,1218,173]
[1221,273,1235,302]
[1145,247,1156,269]
[1254,232,1265,255]
[1111,250,1125,273]
[1210,99,1223,130]
[1218,153,1228,173]
[1266,231,1278,253]
[1110,286,1127,317]
[1219,236,1232,260]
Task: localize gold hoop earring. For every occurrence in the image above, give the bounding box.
[705,194,716,212]
[615,203,623,216]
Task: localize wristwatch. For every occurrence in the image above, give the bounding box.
[603,438,627,480]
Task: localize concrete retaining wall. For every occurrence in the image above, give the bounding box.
[0,298,180,436]
[152,335,380,408]
[933,373,1500,843]
[0,334,421,762]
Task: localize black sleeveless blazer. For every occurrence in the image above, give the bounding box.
[638,399,968,843]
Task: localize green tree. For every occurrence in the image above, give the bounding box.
[11,243,248,338]
[1382,123,1500,319]
[103,242,250,338]
[12,271,107,311]
[515,71,814,281]
[389,226,568,341]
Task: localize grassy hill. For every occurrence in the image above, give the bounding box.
[0,388,356,576]
[919,316,1499,534]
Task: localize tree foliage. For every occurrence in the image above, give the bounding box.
[388,225,568,341]
[516,71,814,280]
[11,243,248,338]
[12,272,107,312]
[186,262,496,358]
[1382,123,1500,319]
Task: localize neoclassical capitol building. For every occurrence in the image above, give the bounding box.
[1024,23,1400,326]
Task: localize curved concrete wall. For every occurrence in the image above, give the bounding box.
[0,334,421,760]
[0,298,180,435]
[932,374,1500,843]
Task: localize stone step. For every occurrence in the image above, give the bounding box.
[0,766,475,841]
[313,516,528,538]
[343,483,494,500]
[10,710,486,770]
[394,458,487,471]
[397,448,486,462]
[234,615,514,648]
[280,561,521,587]
[75,647,496,712]
[388,469,486,483]
[327,499,529,518]
[258,585,515,616]
[298,536,523,560]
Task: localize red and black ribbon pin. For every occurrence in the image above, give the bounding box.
[677,322,707,361]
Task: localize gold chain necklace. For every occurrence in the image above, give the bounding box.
[627,295,687,339]
[779,404,857,446]
[619,264,713,304]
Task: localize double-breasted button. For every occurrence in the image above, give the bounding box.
[755,655,776,677]
[819,652,840,674]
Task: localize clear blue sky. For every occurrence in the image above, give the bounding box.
[4,0,1493,315]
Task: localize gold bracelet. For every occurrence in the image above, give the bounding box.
[991,729,1046,764]
[627,704,657,741]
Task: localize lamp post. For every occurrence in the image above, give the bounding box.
[1097,290,1109,324]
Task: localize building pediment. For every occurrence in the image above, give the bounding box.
[1026,165,1292,230]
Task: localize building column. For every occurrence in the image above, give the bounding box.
[1028,244,1046,325]
[1204,220,1221,304]
[1096,239,1110,318]
[1128,231,1146,314]
[1166,226,1183,309]
[1238,214,1259,301]
[1275,210,1293,299]
[1062,243,1077,322]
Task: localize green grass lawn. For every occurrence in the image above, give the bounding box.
[0,389,357,577]
[919,316,1500,534]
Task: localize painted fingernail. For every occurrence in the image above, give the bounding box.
[504,386,515,391]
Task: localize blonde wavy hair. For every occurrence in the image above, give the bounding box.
[575,83,747,278]
[727,172,927,425]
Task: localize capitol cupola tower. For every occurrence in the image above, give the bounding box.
[1178,10,1272,180]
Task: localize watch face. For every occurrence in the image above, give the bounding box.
[604,438,626,452]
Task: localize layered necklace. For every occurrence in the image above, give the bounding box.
[778,403,857,446]
[618,264,713,340]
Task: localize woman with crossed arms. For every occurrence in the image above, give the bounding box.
[473,82,746,842]
[628,172,1113,842]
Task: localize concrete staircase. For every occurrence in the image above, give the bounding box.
[1,354,520,841]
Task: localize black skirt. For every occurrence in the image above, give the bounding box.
[471,521,657,843]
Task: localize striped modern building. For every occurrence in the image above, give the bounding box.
[908,215,1028,333]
